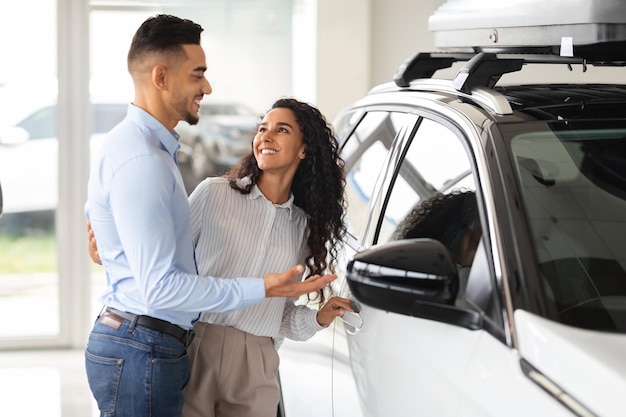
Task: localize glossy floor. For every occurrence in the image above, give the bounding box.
[0,349,97,417]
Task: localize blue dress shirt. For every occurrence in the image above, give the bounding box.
[85,104,265,329]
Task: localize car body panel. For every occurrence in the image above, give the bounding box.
[347,304,574,417]
[515,310,626,417]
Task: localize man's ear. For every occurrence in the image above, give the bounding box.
[152,64,167,90]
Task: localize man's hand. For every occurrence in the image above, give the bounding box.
[316,296,355,327]
[264,265,336,298]
[86,221,102,265]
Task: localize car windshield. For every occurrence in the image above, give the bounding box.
[506,120,626,332]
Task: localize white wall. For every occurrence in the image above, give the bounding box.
[369,0,442,87]
[316,0,372,121]
[316,0,625,120]
[312,0,444,121]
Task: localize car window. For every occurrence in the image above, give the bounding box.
[373,116,485,305]
[333,108,361,146]
[507,121,626,332]
[341,111,417,242]
[377,118,476,244]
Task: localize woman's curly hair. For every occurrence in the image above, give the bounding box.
[226,97,347,303]
[393,189,479,264]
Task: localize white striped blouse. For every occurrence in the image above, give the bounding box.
[188,177,324,349]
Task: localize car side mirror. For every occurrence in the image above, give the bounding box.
[347,238,482,330]
[0,126,30,145]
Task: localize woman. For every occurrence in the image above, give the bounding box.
[182,97,352,417]
[392,190,481,268]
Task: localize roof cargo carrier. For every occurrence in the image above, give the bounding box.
[429,0,626,62]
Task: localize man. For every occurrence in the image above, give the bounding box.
[84,14,335,417]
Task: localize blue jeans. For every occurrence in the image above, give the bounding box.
[85,317,190,417]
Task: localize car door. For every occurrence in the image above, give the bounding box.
[331,109,421,416]
[341,108,501,416]
[342,107,574,416]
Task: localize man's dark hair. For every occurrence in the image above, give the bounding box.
[127,14,203,71]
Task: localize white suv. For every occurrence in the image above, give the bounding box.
[277,3,626,416]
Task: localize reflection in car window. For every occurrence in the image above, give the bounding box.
[508,122,626,332]
[406,118,472,191]
[341,111,414,241]
[391,190,481,266]
[376,116,481,303]
[333,109,361,147]
[377,118,476,243]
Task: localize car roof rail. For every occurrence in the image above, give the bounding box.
[394,51,589,94]
[393,52,476,87]
[452,52,586,94]
[392,51,598,115]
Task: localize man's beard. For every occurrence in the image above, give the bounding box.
[173,93,200,125]
[185,113,199,125]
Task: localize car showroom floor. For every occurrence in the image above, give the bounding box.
[0,348,97,417]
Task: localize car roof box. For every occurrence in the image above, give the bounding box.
[428,0,626,62]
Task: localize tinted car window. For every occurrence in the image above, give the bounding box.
[506,120,626,332]
[374,116,485,310]
[377,118,477,244]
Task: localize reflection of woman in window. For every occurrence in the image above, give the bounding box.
[392,190,481,269]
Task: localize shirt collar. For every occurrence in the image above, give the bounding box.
[247,183,297,219]
[127,104,181,159]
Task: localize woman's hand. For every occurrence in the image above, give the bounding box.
[316,296,355,327]
[86,221,102,265]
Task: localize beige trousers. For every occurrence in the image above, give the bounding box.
[182,323,280,417]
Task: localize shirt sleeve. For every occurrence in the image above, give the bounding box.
[108,155,265,313]
[279,297,325,342]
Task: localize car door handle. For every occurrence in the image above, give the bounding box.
[339,300,363,335]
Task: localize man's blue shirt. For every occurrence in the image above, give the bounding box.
[85,104,265,329]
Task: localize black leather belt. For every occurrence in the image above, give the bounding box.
[101,307,195,347]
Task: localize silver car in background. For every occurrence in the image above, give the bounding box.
[176,101,259,189]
